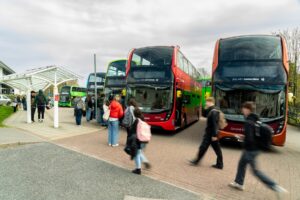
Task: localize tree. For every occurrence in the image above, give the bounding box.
[273,28,300,105]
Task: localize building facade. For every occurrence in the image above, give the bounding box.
[0,61,15,94]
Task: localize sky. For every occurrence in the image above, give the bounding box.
[0,0,300,86]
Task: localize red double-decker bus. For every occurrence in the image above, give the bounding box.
[212,35,289,146]
[126,46,201,131]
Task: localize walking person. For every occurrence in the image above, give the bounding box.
[127,108,151,175]
[74,96,85,126]
[85,95,93,122]
[31,91,36,122]
[34,90,47,123]
[229,102,287,199]
[22,96,27,111]
[190,97,224,169]
[108,95,124,147]
[122,98,137,145]
[97,94,104,124]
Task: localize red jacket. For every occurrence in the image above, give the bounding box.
[109,100,124,119]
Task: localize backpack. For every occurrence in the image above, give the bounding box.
[136,119,151,142]
[123,107,135,127]
[212,109,228,130]
[37,95,46,106]
[254,121,274,150]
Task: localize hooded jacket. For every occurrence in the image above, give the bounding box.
[244,113,260,151]
[204,106,219,137]
[34,90,47,106]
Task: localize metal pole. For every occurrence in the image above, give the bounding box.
[53,71,59,128]
[94,54,98,121]
[26,78,31,123]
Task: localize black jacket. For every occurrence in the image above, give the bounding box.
[204,106,219,137]
[243,113,260,151]
[127,119,144,159]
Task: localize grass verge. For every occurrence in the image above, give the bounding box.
[0,106,14,127]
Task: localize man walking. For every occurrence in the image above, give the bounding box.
[190,97,223,169]
[229,102,287,199]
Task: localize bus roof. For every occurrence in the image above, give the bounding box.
[220,34,281,41]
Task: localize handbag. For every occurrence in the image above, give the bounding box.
[103,109,110,121]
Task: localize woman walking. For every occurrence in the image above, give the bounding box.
[122,98,137,145]
[128,108,151,175]
[108,95,123,147]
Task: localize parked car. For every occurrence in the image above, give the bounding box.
[0,95,12,105]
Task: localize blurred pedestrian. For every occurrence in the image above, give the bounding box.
[229,102,287,199]
[31,91,36,122]
[108,95,123,147]
[85,95,93,122]
[122,98,137,145]
[190,97,223,169]
[34,90,47,123]
[74,96,85,126]
[127,108,151,175]
[22,96,27,111]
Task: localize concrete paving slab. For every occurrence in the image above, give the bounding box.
[0,142,200,200]
[0,128,44,145]
[4,108,103,140]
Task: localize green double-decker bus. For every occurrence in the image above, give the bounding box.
[59,86,86,107]
[197,77,212,108]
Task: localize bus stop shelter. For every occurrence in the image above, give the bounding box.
[0,66,80,128]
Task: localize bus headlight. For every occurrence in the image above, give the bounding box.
[276,121,285,134]
[165,111,172,120]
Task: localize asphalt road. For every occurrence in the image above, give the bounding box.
[0,142,200,200]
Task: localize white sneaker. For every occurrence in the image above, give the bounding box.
[229,182,245,191]
[108,144,112,146]
[273,185,288,200]
[112,144,119,147]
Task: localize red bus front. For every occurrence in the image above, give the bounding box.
[126,46,201,131]
[212,35,289,146]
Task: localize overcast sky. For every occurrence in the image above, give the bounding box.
[0,0,299,86]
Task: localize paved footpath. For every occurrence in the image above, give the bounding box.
[0,128,44,145]
[0,142,200,200]
[4,108,102,140]
[55,121,300,200]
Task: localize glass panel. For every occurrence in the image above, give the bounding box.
[219,36,282,61]
[127,85,173,112]
[215,88,285,121]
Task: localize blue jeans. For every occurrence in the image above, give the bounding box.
[108,120,119,145]
[86,108,91,122]
[75,109,83,125]
[235,150,276,189]
[134,144,148,169]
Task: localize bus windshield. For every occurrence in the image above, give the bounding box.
[215,36,286,84]
[127,84,173,113]
[219,36,282,61]
[215,88,285,122]
[128,47,173,83]
[107,60,126,77]
[61,86,70,94]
